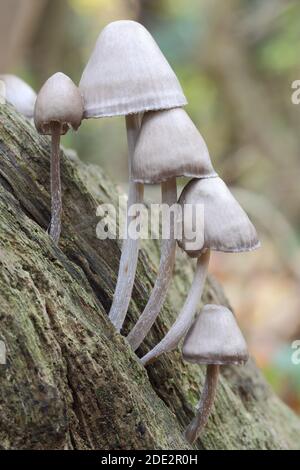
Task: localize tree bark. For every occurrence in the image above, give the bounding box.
[0,105,299,450]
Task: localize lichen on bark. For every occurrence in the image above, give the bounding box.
[0,105,299,450]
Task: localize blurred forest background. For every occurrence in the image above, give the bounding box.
[0,0,299,413]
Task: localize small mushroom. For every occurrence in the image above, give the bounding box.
[0,74,36,118]
[182,304,249,443]
[132,108,216,184]
[178,177,260,256]
[127,108,216,351]
[79,20,187,331]
[141,176,259,366]
[34,72,83,244]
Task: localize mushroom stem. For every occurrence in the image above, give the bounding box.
[109,114,143,331]
[127,177,177,351]
[185,364,219,444]
[141,249,210,365]
[50,122,62,245]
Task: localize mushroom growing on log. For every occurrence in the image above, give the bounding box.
[141,176,259,365]
[79,20,187,331]
[127,108,216,351]
[182,304,249,443]
[34,72,83,245]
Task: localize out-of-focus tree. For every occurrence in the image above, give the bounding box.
[0,0,47,73]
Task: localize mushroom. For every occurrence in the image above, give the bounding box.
[127,108,216,351]
[0,74,36,118]
[182,304,249,443]
[79,20,187,331]
[34,72,83,245]
[141,176,259,365]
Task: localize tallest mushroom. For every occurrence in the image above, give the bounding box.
[79,21,187,330]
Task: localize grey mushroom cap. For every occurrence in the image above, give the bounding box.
[79,20,187,118]
[132,108,217,184]
[34,72,83,135]
[182,304,249,365]
[0,74,37,118]
[178,177,260,257]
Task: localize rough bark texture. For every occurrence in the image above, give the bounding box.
[0,105,299,450]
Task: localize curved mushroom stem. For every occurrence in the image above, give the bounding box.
[50,122,62,245]
[127,177,177,351]
[185,364,219,444]
[141,249,210,365]
[109,113,143,331]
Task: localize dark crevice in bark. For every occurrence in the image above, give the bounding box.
[65,249,113,314]
[0,167,49,230]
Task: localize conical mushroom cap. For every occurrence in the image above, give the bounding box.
[79,20,187,118]
[34,72,83,135]
[132,108,217,183]
[178,177,260,256]
[182,304,249,365]
[0,74,36,118]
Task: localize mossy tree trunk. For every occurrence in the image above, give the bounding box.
[0,105,299,450]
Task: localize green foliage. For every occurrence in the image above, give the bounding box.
[256,3,300,73]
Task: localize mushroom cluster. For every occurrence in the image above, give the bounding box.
[79,20,189,330]
[2,19,260,442]
[141,176,259,365]
[127,108,217,351]
[1,74,83,245]
[138,175,259,438]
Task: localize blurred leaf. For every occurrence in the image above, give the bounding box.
[256,3,300,73]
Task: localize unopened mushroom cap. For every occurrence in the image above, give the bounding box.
[182,304,249,365]
[178,177,260,256]
[79,20,187,118]
[0,74,36,118]
[132,108,217,183]
[34,72,83,135]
